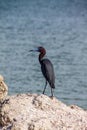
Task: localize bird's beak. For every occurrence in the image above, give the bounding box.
[29,50,34,52]
[29,48,39,52]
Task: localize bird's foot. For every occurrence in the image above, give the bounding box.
[49,96,54,99]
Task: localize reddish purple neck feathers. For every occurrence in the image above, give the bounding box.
[38,47,46,62]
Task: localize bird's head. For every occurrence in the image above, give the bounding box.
[30,46,46,54]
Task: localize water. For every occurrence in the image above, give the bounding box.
[0,0,87,109]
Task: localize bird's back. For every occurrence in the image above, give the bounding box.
[40,59,55,88]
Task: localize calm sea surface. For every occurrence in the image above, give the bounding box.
[0,0,87,109]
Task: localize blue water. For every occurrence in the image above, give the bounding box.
[0,0,87,109]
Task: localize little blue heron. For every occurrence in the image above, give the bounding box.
[30,46,55,97]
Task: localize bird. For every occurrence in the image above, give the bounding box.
[30,46,55,97]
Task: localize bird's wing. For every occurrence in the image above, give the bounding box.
[41,59,55,83]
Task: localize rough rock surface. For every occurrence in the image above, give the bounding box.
[0,75,8,102]
[0,94,87,130]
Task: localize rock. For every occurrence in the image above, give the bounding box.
[0,93,87,130]
[0,75,8,102]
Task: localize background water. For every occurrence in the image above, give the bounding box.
[0,0,87,109]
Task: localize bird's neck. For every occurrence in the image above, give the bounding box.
[39,53,45,63]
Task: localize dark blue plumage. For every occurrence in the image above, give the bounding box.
[40,59,55,89]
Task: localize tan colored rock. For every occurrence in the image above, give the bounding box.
[0,75,8,101]
[0,94,87,130]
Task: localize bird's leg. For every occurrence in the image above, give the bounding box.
[43,81,47,94]
[51,87,54,97]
